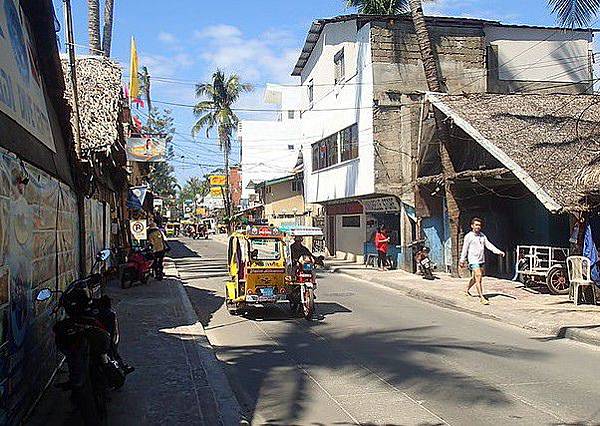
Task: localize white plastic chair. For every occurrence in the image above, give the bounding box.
[566,256,596,306]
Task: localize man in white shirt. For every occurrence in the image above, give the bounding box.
[459,217,505,305]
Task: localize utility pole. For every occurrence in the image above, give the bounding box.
[64,0,82,157]
[64,0,87,276]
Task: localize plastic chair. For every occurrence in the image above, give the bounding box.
[566,256,597,306]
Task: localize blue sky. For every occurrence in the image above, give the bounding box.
[51,0,580,186]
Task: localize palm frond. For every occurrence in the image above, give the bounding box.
[346,0,408,14]
[193,101,215,116]
[548,0,600,27]
[191,113,215,137]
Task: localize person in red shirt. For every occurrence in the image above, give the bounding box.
[374,225,391,271]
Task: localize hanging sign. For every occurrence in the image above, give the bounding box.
[130,219,147,240]
[361,197,400,213]
[126,136,166,162]
[210,186,223,197]
[0,0,54,151]
[209,175,226,186]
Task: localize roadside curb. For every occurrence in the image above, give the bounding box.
[332,266,600,348]
[165,257,247,426]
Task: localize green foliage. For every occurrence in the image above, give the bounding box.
[143,108,179,200]
[178,176,208,204]
[346,0,409,14]
[191,69,253,154]
[548,0,600,27]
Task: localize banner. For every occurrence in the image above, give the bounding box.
[209,175,226,186]
[129,37,140,101]
[126,136,166,162]
[126,186,148,210]
[0,0,54,151]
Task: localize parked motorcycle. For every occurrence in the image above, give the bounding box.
[36,250,133,426]
[120,246,154,289]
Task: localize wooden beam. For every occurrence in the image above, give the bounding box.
[417,167,510,186]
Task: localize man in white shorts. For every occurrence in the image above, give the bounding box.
[459,217,505,305]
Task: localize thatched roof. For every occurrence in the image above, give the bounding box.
[62,56,123,153]
[428,93,600,212]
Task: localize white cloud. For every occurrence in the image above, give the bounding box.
[140,52,193,78]
[424,0,521,22]
[158,31,178,44]
[194,24,243,40]
[194,24,300,84]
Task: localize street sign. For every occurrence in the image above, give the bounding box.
[210,187,223,196]
[209,175,226,186]
[130,219,147,240]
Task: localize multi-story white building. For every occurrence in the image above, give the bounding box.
[238,84,303,208]
[242,13,595,265]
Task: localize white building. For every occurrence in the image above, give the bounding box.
[242,14,595,264]
[238,84,303,208]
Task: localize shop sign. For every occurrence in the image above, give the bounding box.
[130,219,147,240]
[210,186,223,197]
[0,0,54,151]
[209,175,226,186]
[362,197,400,213]
[126,136,166,162]
[153,198,163,208]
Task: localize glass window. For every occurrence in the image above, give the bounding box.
[340,123,359,162]
[308,81,314,106]
[312,142,320,172]
[334,49,345,84]
[342,215,361,228]
[325,134,338,168]
[288,110,295,119]
[250,239,281,260]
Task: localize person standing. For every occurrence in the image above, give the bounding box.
[374,225,391,271]
[147,221,169,280]
[460,217,505,305]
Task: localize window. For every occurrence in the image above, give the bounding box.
[342,215,361,228]
[288,110,295,119]
[325,134,338,168]
[340,123,359,162]
[334,49,345,84]
[308,80,314,107]
[288,144,295,150]
[311,133,340,172]
[291,179,302,193]
[250,239,281,260]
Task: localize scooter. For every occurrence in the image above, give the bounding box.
[121,246,154,289]
[36,250,132,426]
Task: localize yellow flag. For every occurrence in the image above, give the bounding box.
[129,37,140,101]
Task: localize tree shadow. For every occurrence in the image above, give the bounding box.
[166,239,199,259]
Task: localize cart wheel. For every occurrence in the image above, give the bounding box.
[225,299,240,315]
[547,267,569,295]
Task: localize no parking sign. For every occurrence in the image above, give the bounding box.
[130,219,147,240]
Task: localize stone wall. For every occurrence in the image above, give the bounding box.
[370,20,487,98]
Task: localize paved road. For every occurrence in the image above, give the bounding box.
[172,237,600,426]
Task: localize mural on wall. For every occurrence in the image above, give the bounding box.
[0,148,78,423]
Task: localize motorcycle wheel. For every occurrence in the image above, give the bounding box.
[303,287,315,321]
[121,270,132,289]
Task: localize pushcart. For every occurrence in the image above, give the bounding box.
[515,245,570,295]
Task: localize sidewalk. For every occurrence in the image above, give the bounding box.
[27,259,243,426]
[329,260,600,347]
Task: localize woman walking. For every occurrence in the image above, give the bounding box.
[374,225,391,271]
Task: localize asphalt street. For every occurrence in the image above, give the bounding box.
[172,237,600,426]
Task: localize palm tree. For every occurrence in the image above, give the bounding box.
[192,70,252,225]
[346,0,405,13]
[87,0,102,54]
[548,0,599,27]
[102,0,115,56]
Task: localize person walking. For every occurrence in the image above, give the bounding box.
[374,225,391,271]
[459,217,505,305]
[147,221,169,280]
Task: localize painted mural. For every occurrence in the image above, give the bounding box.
[0,148,78,424]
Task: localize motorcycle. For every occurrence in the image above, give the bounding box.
[290,255,325,320]
[36,250,133,426]
[120,246,155,288]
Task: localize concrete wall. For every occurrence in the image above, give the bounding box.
[370,20,487,96]
[239,118,301,201]
[262,179,305,226]
[302,21,376,204]
[485,25,593,94]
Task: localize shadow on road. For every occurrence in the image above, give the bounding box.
[167,239,199,258]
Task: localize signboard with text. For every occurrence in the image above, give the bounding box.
[209,175,226,186]
[361,197,400,213]
[130,219,147,240]
[210,186,223,197]
[0,0,54,151]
